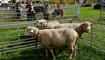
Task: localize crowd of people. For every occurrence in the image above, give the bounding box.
[15,2,60,21]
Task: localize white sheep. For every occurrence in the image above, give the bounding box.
[24,27,79,60]
[54,21,93,55]
[34,19,60,29]
[41,21,60,29]
[54,21,93,38]
[34,19,47,28]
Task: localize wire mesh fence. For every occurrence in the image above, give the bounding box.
[0,19,105,60]
[0,19,105,55]
[0,4,80,24]
[0,3,105,60]
[0,4,80,55]
[75,20,105,53]
[63,6,79,17]
[0,22,38,54]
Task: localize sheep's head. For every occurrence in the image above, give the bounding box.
[24,27,39,36]
[34,19,47,28]
[80,21,93,33]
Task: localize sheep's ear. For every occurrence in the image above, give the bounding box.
[31,30,34,33]
[90,23,93,26]
[81,23,87,30]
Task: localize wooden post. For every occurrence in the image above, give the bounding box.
[36,40,37,48]
[91,26,93,47]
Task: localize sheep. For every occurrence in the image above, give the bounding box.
[34,19,60,29]
[54,21,93,55]
[41,21,60,29]
[24,26,79,60]
[54,21,93,38]
[34,19,47,28]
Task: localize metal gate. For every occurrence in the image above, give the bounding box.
[2,3,105,60]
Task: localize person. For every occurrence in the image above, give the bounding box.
[81,0,85,6]
[15,2,21,19]
[76,0,80,4]
[43,4,49,20]
[30,3,35,20]
[26,2,35,21]
[52,4,60,19]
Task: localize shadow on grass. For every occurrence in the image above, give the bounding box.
[2,47,53,60]
[1,44,105,60]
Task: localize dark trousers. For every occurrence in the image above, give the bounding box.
[27,11,36,21]
[43,12,49,20]
[17,11,21,19]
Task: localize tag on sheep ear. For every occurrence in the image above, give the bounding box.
[31,30,34,33]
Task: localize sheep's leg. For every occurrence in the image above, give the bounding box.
[68,44,74,60]
[73,45,76,56]
[49,48,56,60]
[45,48,49,57]
[73,39,78,56]
[55,48,59,54]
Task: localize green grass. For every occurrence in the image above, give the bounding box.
[80,7,100,20]
[0,5,105,60]
[1,44,105,60]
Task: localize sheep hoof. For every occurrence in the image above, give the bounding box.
[68,56,72,60]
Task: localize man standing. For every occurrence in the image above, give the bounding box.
[15,2,21,19]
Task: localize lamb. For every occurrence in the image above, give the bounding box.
[54,21,93,38]
[24,27,79,60]
[34,19,47,28]
[41,21,60,29]
[34,19,60,29]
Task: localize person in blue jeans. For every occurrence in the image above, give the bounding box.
[43,4,49,20]
[30,3,35,20]
[15,2,21,19]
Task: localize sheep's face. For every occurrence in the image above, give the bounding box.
[81,22,93,33]
[38,22,47,27]
[24,27,38,36]
[34,20,39,25]
[34,20,47,28]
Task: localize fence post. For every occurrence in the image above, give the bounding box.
[4,8,7,24]
[5,12,7,24]
[91,26,93,47]
[36,40,37,48]
[17,24,21,49]
[77,6,80,16]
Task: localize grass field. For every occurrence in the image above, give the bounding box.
[0,5,105,60]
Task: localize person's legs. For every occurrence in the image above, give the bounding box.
[28,11,32,21]
[17,11,21,19]
[18,11,21,19]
